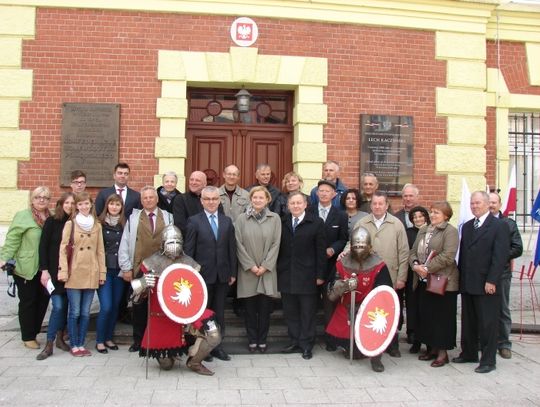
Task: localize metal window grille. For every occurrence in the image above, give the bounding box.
[508,112,540,232]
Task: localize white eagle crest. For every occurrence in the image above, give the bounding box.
[237,24,251,40]
[364,307,389,335]
[170,278,193,307]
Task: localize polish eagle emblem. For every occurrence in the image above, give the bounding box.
[170,277,193,306]
[364,307,389,334]
[236,23,252,40]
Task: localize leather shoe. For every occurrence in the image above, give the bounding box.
[203,355,214,362]
[325,343,337,352]
[95,344,108,354]
[451,355,478,364]
[187,358,214,376]
[128,343,140,353]
[419,352,437,361]
[211,348,231,361]
[430,356,449,367]
[104,342,119,351]
[370,357,384,372]
[258,344,267,354]
[499,348,512,359]
[281,344,302,354]
[302,349,313,360]
[475,364,496,374]
[248,344,257,353]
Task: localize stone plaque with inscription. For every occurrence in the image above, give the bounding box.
[360,115,413,196]
[61,103,120,187]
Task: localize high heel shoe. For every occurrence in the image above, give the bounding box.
[104,342,119,351]
[95,344,108,354]
[431,355,449,367]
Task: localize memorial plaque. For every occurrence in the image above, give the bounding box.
[60,103,120,187]
[360,115,413,196]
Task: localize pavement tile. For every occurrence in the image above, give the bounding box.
[406,386,458,401]
[2,366,48,377]
[79,364,124,378]
[135,375,180,390]
[258,377,302,390]
[337,375,380,388]
[93,375,138,389]
[177,376,219,390]
[50,376,98,389]
[322,388,373,404]
[365,386,416,402]
[443,384,497,401]
[151,389,197,404]
[41,364,85,377]
[283,388,331,404]
[14,389,65,404]
[240,389,286,404]
[251,356,290,367]
[237,366,276,378]
[106,388,153,405]
[298,376,343,389]
[196,389,241,404]
[59,388,110,404]
[219,376,260,390]
[274,366,315,377]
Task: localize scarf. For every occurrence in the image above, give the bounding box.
[76,213,95,232]
[160,188,178,204]
[105,214,120,227]
[31,206,50,228]
[246,205,267,222]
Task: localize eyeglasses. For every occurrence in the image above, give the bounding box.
[34,196,50,201]
[71,180,86,185]
[201,197,220,202]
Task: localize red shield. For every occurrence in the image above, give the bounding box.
[157,264,208,324]
[354,285,399,357]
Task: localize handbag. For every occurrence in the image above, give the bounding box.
[65,221,75,276]
[426,273,448,296]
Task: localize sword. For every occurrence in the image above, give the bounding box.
[349,273,357,365]
[145,285,152,380]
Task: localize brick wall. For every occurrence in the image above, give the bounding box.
[487,40,540,96]
[21,8,448,207]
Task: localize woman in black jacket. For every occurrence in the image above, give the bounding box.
[157,171,180,213]
[95,194,126,353]
[36,192,75,360]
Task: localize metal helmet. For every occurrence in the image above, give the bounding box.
[350,225,371,258]
[161,225,183,259]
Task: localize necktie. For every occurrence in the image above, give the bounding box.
[210,214,218,240]
[320,207,328,222]
[293,217,299,232]
[148,212,155,233]
[473,218,480,229]
[117,188,124,202]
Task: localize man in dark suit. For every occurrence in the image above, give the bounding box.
[394,183,422,229]
[453,191,510,373]
[488,192,523,359]
[247,164,280,213]
[310,180,348,351]
[184,186,237,361]
[95,162,141,218]
[173,170,206,235]
[278,191,327,360]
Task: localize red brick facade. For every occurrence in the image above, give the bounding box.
[20,8,513,208]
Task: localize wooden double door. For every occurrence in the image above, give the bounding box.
[186,89,293,188]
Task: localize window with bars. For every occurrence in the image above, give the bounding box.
[508,112,540,232]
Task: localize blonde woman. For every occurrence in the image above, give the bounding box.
[0,186,52,349]
[58,192,106,357]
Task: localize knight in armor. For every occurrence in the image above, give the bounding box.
[326,225,393,372]
[131,225,220,375]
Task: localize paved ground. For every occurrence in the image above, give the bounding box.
[1,261,540,406]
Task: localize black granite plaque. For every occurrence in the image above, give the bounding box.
[60,103,120,187]
[360,115,413,196]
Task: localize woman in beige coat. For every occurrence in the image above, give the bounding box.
[235,186,281,353]
[409,201,459,368]
[59,192,106,357]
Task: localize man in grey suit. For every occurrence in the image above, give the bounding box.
[452,191,510,373]
[184,186,237,361]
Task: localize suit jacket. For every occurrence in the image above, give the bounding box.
[277,211,327,294]
[184,212,237,285]
[309,205,348,280]
[458,213,510,295]
[95,186,141,218]
[497,211,523,278]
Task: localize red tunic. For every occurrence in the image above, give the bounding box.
[326,260,385,339]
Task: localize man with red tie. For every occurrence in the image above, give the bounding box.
[95,162,141,218]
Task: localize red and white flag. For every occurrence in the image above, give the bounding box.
[502,165,517,216]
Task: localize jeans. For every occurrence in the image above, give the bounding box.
[96,269,124,343]
[46,294,67,341]
[66,288,95,348]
